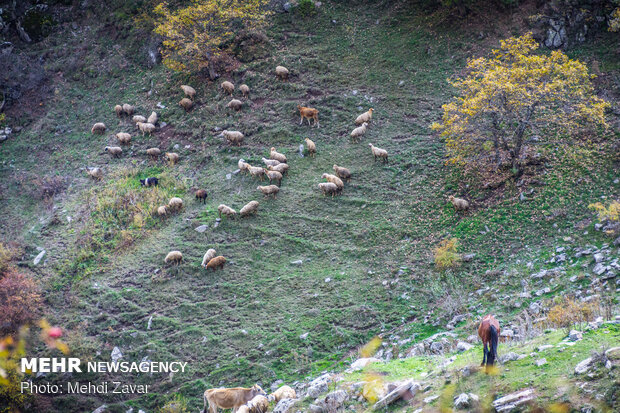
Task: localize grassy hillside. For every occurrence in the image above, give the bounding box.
[0,1,618,412]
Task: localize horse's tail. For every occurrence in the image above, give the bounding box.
[488,325,498,366]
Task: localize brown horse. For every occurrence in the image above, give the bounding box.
[478,314,500,370]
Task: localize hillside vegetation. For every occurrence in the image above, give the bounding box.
[0,1,618,412]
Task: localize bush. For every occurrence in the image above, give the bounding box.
[548,297,597,333]
[158,395,189,413]
[434,238,461,270]
[296,0,317,17]
[0,242,22,275]
[0,269,42,334]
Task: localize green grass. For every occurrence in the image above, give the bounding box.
[0,1,618,412]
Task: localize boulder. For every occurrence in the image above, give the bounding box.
[273,398,299,413]
[351,357,381,371]
[456,341,473,352]
[454,393,479,409]
[568,330,583,341]
[307,374,331,398]
[499,352,520,364]
[372,380,419,410]
[111,347,122,363]
[605,347,620,361]
[574,357,594,374]
[492,389,535,412]
[323,390,348,411]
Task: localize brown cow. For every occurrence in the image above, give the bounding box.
[203,384,266,413]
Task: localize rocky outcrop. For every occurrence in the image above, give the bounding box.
[492,389,536,412]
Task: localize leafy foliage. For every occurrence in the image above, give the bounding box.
[432,33,609,178]
[0,269,41,335]
[153,0,270,75]
[548,296,597,333]
[433,238,461,270]
[610,7,620,31]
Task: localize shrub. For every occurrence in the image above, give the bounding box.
[0,242,22,275]
[589,200,620,236]
[296,0,317,17]
[548,297,597,333]
[0,269,42,334]
[158,395,189,413]
[434,238,461,270]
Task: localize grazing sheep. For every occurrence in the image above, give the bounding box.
[239,84,250,98]
[350,122,368,142]
[321,173,344,191]
[249,166,265,180]
[318,182,339,197]
[132,115,147,123]
[181,85,196,100]
[304,138,316,157]
[165,152,180,165]
[157,205,168,217]
[368,143,388,163]
[168,197,184,211]
[240,200,259,217]
[201,249,217,268]
[227,99,243,111]
[275,65,289,80]
[91,122,106,134]
[138,122,156,136]
[206,255,226,271]
[270,147,287,163]
[148,111,158,124]
[270,385,297,403]
[257,185,279,198]
[146,147,161,158]
[114,105,123,116]
[164,250,183,265]
[333,164,351,182]
[104,146,122,157]
[268,163,289,175]
[140,177,159,187]
[85,167,103,180]
[238,159,251,173]
[179,98,193,111]
[247,395,269,413]
[262,157,280,167]
[237,406,250,413]
[218,204,237,219]
[223,130,244,146]
[122,104,135,116]
[355,108,374,125]
[448,195,470,211]
[265,169,282,186]
[298,105,319,128]
[221,81,234,95]
[195,189,208,204]
[116,132,131,145]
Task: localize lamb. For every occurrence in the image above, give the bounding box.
[268,163,289,175]
[218,204,237,219]
[238,159,251,174]
[269,385,297,403]
[270,147,287,163]
[157,205,168,217]
[333,164,351,182]
[368,143,388,163]
[257,185,279,198]
[227,99,243,111]
[179,98,193,111]
[249,166,265,180]
[116,132,131,145]
[275,65,289,80]
[132,115,147,123]
[165,152,180,165]
[318,182,339,197]
[114,104,123,116]
[247,395,269,413]
[140,177,159,187]
[240,201,259,217]
[85,167,103,180]
[321,173,344,191]
[146,147,161,158]
[350,122,368,143]
[206,256,226,271]
[355,108,374,125]
[239,84,250,98]
[304,138,316,157]
[122,104,135,116]
[221,81,234,95]
[168,197,184,211]
[164,251,183,265]
[91,122,106,134]
[265,169,282,186]
[201,249,217,267]
[181,85,196,100]
[138,122,156,136]
[223,130,244,146]
[195,189,208,204]
[104,146,122,157]
[298,105,319,128]
[448,195,470,211]
[148,111,158,125]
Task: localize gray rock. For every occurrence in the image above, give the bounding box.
[492,389,535,412]
[537,345,554,352]
[536,358,547,366]
[575,357,594,374]
[454,393,478,409]
[33,249,46,265]
[92,406,108,413]
[195,225,208,233]
[351,357,381,371]
[111,347,122,363]
[283,2,292,12]
[307,374,331,398]
[499,352,520,364]
[270,379,284,391]
[593,253,604,263]
[568,330,583,341]
[429,341,444,354]
[424,395,439,404]
[273,398,299,413]
[324,390,348,411]
[299,332,309,340]
[593,263,606,275]
[290,260,303,265]
[456,341,473,352]
[372,380,419,410]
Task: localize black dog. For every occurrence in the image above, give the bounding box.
[140,177,159,187]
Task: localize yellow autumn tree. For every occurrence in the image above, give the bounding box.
[432,33,609,177]
[153,0,270,77]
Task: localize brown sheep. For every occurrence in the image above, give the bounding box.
[86,167,103,180]
[221,81,234,95]
[206,256,226,271]
[239,84,250,98]
[275,65,289,80]
[240,201,259,217]
[333,164,351,182]
[122,104,135,116]
[146,147,161,158]
[321,173,344,191]
[164,250,183,265]
[181,85,196,100]
[268,163,289,175]
[270,147,287,163]
[165,152,180,165]
[227,99,243,111]
[91,122,106,134]
[448,195,470,211]
[318,182,339,197]
[179,98,193,111]
[114,105,123,117]
[195,189,208,204]
[257,185,279,199]
[265,169,282,186]
[305,138,316,157]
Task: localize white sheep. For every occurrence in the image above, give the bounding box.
[268,163,289,175]
[238,159,250,173]
[165,152,180,165]
[350,122,368,143]
[218,204,237,219]
[138,122,156,136]
[164,251,183,265]
[168,197,184,211]
[275,65,289,80]
[257,185,279,198]
[318,182,339,197]
[132,115,146,123]
[104,146,122,157]
[368,143,388,163]
[116,132,131,145]
[270,147,287,163]
[223,130,244,146]
[265,169,282,186]
[249,166,265,180]
[221,81,234,95]
[181,85,196,100]
[114,105,123,117]
[240,201,259,217]
[269,385,297,403]
[157,205,168,217]
[304,138,316,157]
[262,157,280,167]
[86,167,103,180]
[148,111,158,124]
[355,108,374,125]
[321,173,344,191]
[91,122,106,134]
[448,195,470,211]
[122,104,135,116]
[146,147,161,158]
[239,84,250,98]
[201,249,217,267]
